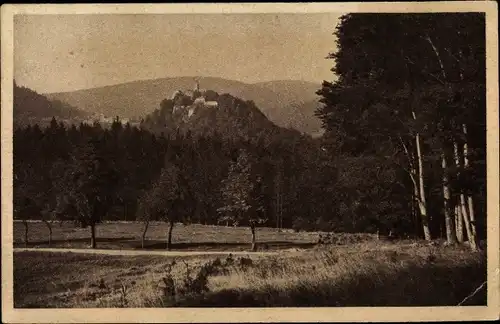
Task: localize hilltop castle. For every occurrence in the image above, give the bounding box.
[170,80,218,118]
[191,80,219,108]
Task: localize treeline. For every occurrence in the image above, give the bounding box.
[13,13,487,251]
[316,13,486,249]
[13,111,420,249]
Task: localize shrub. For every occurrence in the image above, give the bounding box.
[176,258,228,300]
[292,217,315,232]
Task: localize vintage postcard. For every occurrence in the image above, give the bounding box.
[1,2,499,323]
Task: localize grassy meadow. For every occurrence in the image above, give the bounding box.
[13,221,375,251]
[14,241,486,308]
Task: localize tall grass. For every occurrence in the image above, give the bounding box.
[13,242,486,308]
[170,244,486,307]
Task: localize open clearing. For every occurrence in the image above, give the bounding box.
[13,222,487,307]
[14,239,486,308]
[13,221,374,251]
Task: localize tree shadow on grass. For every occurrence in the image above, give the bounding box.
[172,260,487,307]
[14,238,317,251]
[13,236,136,248]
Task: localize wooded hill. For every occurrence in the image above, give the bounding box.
[141,89,305,141]
[45,77,323,136]
[14,82,88,127]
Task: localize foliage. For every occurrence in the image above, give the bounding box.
[137,163,184,223]
[54,137,120,228]
[217,149,266,227]
[316,13,486,240]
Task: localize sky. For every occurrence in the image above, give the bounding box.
[14,13,341,94]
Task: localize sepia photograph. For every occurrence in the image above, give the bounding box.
[1,2,499,323]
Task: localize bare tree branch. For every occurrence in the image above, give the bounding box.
[423,34,448,82]
[404,56,445,85]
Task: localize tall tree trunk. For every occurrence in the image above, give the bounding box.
[409,150,420,238]
[453,142,465,242]
[424,34,447,240]
[411,189,420,238]
[461,202,477,250]
[43,220,53,247]
[462,124,478,250]
[459,187,477,250]
[462,124,477,238]
[141,220,150,249]
[467,195,477,235]
[90,223,96,249]
[166,221,174,250]
[250,223,257,252]
[459,184,474,247]
[441,152,457,244]
[467,195,477,237]
[275,164,283,232]
[23,220,29,247]
[414,130,431,241]
[402,138,421,239]
[455,205,464,242]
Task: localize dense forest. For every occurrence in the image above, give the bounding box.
[13,13,486,250]
[316,13,486,248]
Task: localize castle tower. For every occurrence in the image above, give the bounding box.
[192,78,202,99]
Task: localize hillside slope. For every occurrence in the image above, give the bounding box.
[252,80,323,136]
[253,80,320,104]
[14,83,88,126]
[141,90,302,141]
[45,77,323,135]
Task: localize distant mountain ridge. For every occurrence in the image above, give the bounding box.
[14,82,89,127]
[252,80,324,136]
[45,77,324,136]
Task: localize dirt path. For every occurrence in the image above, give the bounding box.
[13,247,280,257]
